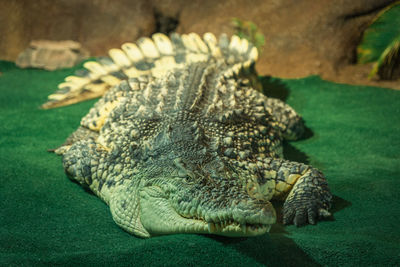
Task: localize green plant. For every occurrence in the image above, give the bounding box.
[232,18,265,53]
[357,2,400,80]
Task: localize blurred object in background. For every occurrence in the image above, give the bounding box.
[232,18,265,54]
[357,2,400,80]
[16,40,89,70]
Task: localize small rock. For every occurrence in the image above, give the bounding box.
[16,40,89,70]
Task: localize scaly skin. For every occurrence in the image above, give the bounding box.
[61,59,332,238]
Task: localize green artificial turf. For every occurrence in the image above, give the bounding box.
[0,60,399,266]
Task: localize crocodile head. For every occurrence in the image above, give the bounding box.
[129,122,277,238]
[139,171,277,237]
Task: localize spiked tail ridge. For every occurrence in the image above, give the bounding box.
[41,32,259,109]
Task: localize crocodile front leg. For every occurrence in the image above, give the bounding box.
[260,158,332,226]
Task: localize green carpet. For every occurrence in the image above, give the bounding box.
[0,60,399,266]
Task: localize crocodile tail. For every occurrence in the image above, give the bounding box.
[41,32,259,109]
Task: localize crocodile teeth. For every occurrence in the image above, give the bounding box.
[207,222,216,233]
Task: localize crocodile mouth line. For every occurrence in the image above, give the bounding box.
[205,221,270,235]
[181,215,271,236]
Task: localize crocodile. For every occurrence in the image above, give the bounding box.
[48,32,332,238]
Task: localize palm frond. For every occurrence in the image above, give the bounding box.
[369,38,400,79]
[357,2,400,80]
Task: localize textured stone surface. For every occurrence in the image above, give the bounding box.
[175,0,394,77]
[0,0,155,62]
[0,0,395,85]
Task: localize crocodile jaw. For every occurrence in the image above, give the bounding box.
[139,186,275,237]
